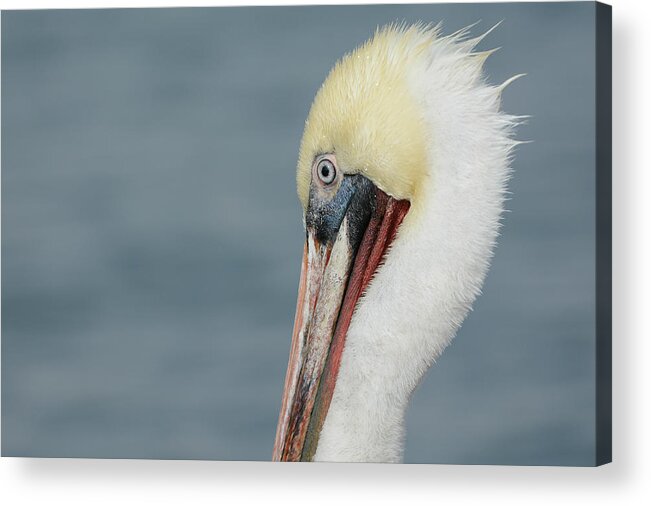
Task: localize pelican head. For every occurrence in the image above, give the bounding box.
[273,23,522,463]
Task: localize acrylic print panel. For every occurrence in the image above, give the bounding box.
[1,2,611,465]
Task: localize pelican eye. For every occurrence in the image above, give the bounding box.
[316,158,337,185]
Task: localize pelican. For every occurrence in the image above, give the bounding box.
[273,23,522,463]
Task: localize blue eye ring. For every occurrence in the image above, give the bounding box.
[316,157,337,185]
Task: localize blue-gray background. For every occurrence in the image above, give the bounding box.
[1,2,597,465]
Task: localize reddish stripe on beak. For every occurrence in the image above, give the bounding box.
[273,187,410,462]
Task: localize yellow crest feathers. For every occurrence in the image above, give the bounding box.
[296,24,434,209]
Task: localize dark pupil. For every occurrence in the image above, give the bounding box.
[321,164,331,179]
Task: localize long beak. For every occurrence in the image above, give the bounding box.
[273,188,410,462]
